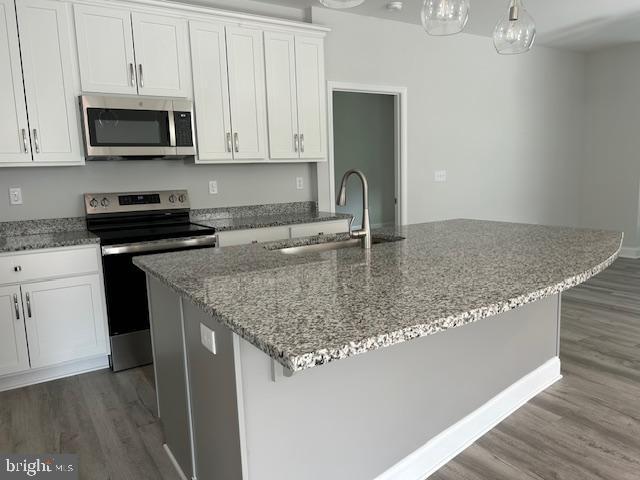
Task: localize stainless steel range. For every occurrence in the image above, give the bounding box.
[85,190,217,371]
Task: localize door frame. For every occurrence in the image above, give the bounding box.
[317,82,408,226]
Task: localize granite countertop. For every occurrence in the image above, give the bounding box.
[192,211,351,231]
[134,219,621,373]
[0,218,99,254]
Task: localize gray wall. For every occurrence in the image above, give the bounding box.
[0,161,316,221]
[313,8,588,229]
[582,43,640,251]
[333,91,395,227]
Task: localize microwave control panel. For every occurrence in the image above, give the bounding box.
[174,111,194,147]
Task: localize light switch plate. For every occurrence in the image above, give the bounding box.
[209,180,218,195]
[434,170,447,183]
[9,187,23,205]
[200,323,216,355]
[296,177,304,190]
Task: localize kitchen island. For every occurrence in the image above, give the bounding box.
[134,219,622,480]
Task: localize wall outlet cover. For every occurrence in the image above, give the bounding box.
[200,323,216,355]
[296,177,304,190]
[434,170,447,183]
[9,187,23,205]
[209,180,218,195]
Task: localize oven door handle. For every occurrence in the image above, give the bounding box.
[101,234,218,256]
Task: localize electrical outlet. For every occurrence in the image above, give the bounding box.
[9,187,23,205]
[208,180,218,195]
[200,323,216,355]
[434,170,447,183]
[296,177,304,190]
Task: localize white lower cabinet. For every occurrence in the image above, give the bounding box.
[0,246,109,391]
[216,220,350,247]
[0,285,30,377]
[23,275,107,368]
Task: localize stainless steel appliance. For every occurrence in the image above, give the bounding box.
[85,190,217,371]
[79,95,195,159]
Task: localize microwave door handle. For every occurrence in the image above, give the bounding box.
[168,111,177,147]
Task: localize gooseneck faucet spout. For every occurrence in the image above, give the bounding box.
[336,169,371,249]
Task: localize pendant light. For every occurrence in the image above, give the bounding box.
[493,0,536,54]
[421,0,470,36]
[318,0,365,8]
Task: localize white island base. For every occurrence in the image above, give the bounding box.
[146,276,561,480]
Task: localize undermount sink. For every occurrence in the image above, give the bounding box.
[277,235,405,255]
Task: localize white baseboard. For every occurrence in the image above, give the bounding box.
[0,355,109,393]
[620,246,640,259]
[163,444,189,480]
[375,357,562,480]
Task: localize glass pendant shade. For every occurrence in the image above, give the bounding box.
[318,0,365,8]
[493,0,536,54]
[421,0,470,36]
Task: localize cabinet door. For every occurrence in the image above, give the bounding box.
[74,4,136,95]
[225,26,267,161]
[264,31,299,160]
[0,0,31,164]
[0,286,30,377]
[23,275,108,369]
[17,0,82,164]
[131,12,190,97]
[189,21,233,162]
[295,36,327,160]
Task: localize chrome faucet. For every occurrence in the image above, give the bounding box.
[337,169,371,249]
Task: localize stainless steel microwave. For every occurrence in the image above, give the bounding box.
[79,95,195,159]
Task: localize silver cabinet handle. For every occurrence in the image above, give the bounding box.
[13,294,20,320]
[129,63,136,86]
[33,129,40,153]
[138,64,144,88]
[21,129,28,153]
[234,132,239,153]
[294,133,299,152]
[300,133,305,154]
[25,292,32,318]
[14,266,22,272]
[226,132,232,152]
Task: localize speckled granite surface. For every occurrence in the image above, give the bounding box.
[191,201,318,221]
[194,211,351,231]
[134,219,623,373]
[0,218,98,253]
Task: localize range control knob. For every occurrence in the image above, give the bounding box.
[168,194,176,203]
[101,198,110,207]
[178,194,186,203]
[89,198,99,208]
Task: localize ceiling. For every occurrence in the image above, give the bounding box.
[242,0,640,52]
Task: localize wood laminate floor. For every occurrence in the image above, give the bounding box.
[0,258,638,480]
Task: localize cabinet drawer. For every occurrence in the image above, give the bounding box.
[0,246,100,286]
[290,220,350,239]
[217,226,290,247]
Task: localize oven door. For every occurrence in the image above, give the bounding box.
[80,95,177,157]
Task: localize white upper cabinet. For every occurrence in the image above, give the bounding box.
[17,0,82,164]
[0,0,30,165]
[225,26,267,161]
[73,6,190,97]
[189,21,233,162]
[264,31,299,160]
[264,32,327,161]
[74,5,137,95]
[131,12,190,97]
[294,36,326,160]
[0,285,30,377]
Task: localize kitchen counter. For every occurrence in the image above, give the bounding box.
[192,210,351,231]
[0,218,98,253]
[134,219,622,373]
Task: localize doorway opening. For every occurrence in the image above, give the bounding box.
[319,83,407,227]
